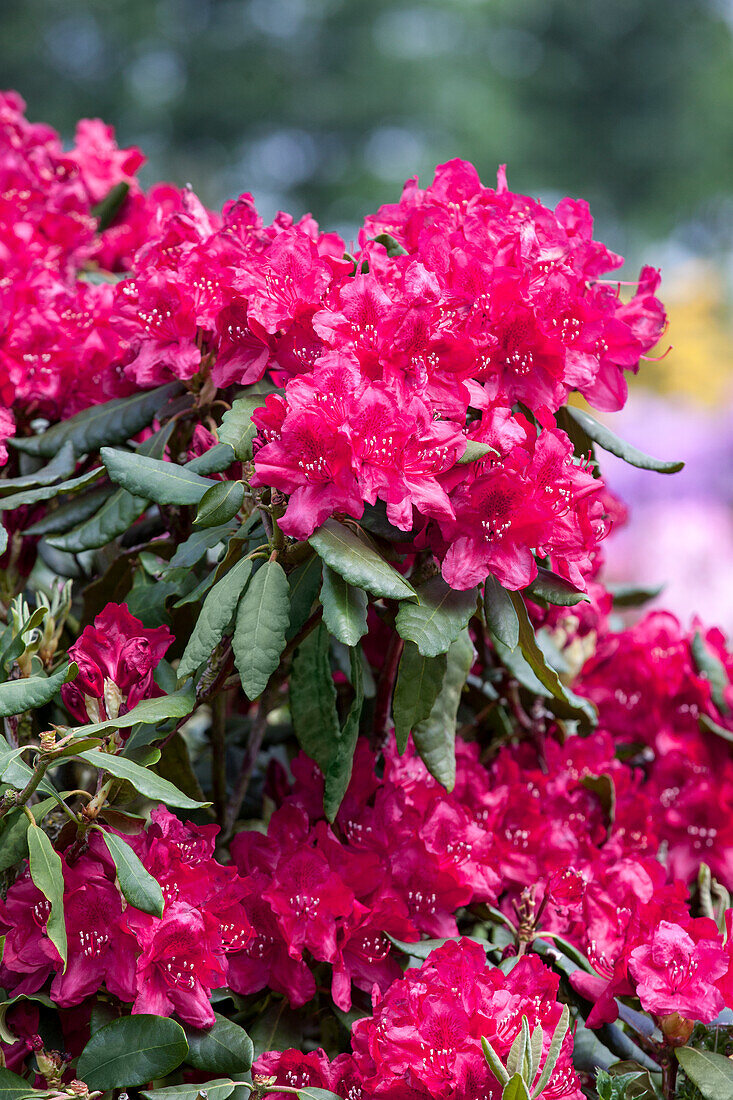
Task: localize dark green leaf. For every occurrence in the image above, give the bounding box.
[286,555,321,639]
[290,622,340,770]
[184,1014,253,1075]
[412,628,474,790]
[173,571,217,608]
[0,442,76,496]
[0,662,77,719]
[141,1081,236,1100]
[169,523,236,569]
[0,467,103,511]
[233,560,290,699]
[565,406,684,474]
[218,395,267,460]
[310,519,415,601]
[525,567,590,607]
[396,576,478,656]
[484,576,519,651]
[0,798,56,873]
[608,582,664,608]
[178,558,253,680]
[101,449,214,506]
[393,643,447,754]
[323,647,364,822]
[12,383,182,459]
[78,747,210,809]
[0,1067,41,1100]
[195,480,244,528]
[27,825,67,968]
[92,181,130,230]
[372,231,408,256]
[97,829,164,917]
[296,1091,344,1100]
[186,443,236,475]
[320,565,368,646]
[63,685,195,737]
[676,1047,733,1100]
[691,631,730,715]
[76,1014,189,1090]
[23,487,112,536]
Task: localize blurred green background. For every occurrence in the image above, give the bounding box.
[4,0,733,260]
[4,0,733,627]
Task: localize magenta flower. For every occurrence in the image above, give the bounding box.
[629,919,727,1023]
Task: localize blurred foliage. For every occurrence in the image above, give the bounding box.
[3,0,733,254]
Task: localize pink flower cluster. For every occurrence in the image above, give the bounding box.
[257,942,582,1100]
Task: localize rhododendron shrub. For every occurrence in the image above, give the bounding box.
[0,96,729,1100]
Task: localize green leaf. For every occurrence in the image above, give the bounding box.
[101,448,214,506]
[170,523,236,569]
[141,1081,236,1100]
[323,647,364,822]
[195,480,244,528]
[96,829,164,917]
[607,582,663,608]
[691,631,730,715]
[184,1013,253,1075]
[396,576,478,656]
[565,406,684,474]
[12,382,182,459]
[320,565,368,646]
[290,621,340,770]
[0,467,103,511]
[23,487,112,536]
[0,799,56,873]
[310,519,415,601]
[529,1004,569,1099]
[482,1036,510,1086]
[525,567,590,607]
[296,1091,345,1100]
[0,661,77,719]
[186,442,236,475]
[0,525,6,555]
[676,1047,733,1100]
[412,628,474,790]
[178,558,253,680]
[484,576,520,651]
[233,560,290,699]
[0,441,76,496]
[700,714,733,744]
[27,826,67,969]
[372,231,408,256]
[218,395,267,460]
[63,685,195,737]
[78,748,210,809]
[47,422,176,552]
[457,439,498,465]
[287,555,321,639]
[502,1075,531,1100]
[92,180,130,230]
[509,592,597,728]
[393,643,447,754]
[0,1066,42,1100]
[76,1014,189,1090]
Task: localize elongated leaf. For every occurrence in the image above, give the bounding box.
[101,449,214,506]
[412,628,473,790]
[48,422,176,552]
[396,576,478,656]
[530,1005,569,1099]
[13,383,182,459]
[508,592,596,728]
[457,439,497,465]
[93,181,130,229]
[0,467,103,511]
[97,830,164,917]
[23,487,112,536]
[184,1013,253,1075]
[296,1091,345,1100]
[525,567,590,607]
[691,631,730,715]
[0,662,77,718]
[0,798,56,873]
[178,558,253,680]
[393,643,447,754]
[170,523,236,569]
[233,560,290,699]
[195,480,244,528]
[310,519,415,601]
[218,395,267,459]
[676,1047,733,1100]
[290,622,339,769]
[63,685,195,737]
[0,525,6,555]
[506,1016,530,1078]
[373,231,408,256]
[186,442,236,475]
[503,1075,531,1100]
[320,565,368,646]
[287,555,322,639]
[78,748,209,809]
[566,406,684,473]
[0,441,76,496]
[27,826,67,968]
[607,582,663,608]
[0,1067,42,1100]
[141,1081,236,1100]
[485,576,520,651]
[323,648,364,822]
[482,1036,510,1086]
[77,1014,189,1090]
